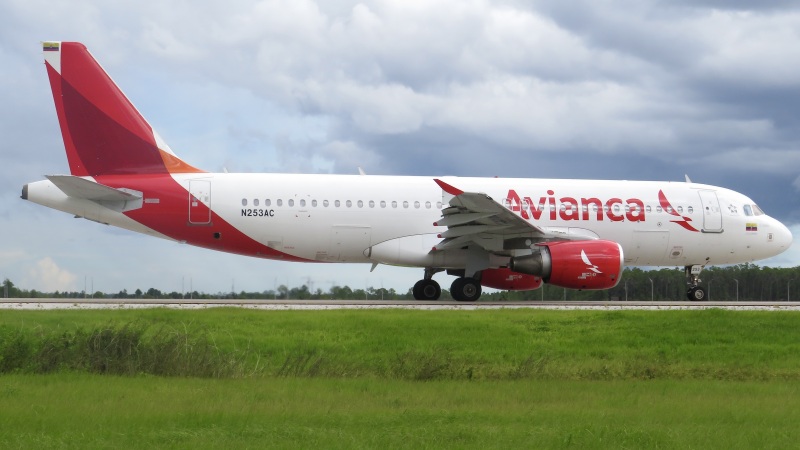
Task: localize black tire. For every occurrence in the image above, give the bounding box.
[450,277,481,302]
[687,286,706,301]
[413,279,441,300]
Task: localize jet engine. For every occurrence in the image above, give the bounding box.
[509,240,623,290]
[480,268,543,291]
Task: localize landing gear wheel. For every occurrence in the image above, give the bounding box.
[450,277,481,302]
[413,279,441,300]
[687,286,706,302]
[684,265,707,302]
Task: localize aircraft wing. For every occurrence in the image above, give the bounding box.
[432,179,596,253]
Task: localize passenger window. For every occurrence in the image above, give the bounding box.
[677,206,682,213]
[436,202,442,209]
[369,200,375,208]
[254,199,259,207]
[425,201,431,209]
[335,200,340,207]
[656,206,662,213]
[288,199,295,207]
[312,200,317,207]
[522,198,531,209]
[323,200,329,207]
[392,201,398,208]
[346,200,352,208]
[242,199,247,206]
[646,206,652,213]
[265,199,271,207]
[300,199,306,207]
[277,199,283,207]
[380,201,386,208]
[687,206,693,214]
[403,201,409,209]
[414,201,420,209]
[357,200,363,208]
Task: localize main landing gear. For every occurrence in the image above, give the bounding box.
[685,265,707,301]
[450,277,481,302]
[412,268,441,300]
[412,269,482,302]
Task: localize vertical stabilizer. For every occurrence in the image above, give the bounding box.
[43,41,203,176]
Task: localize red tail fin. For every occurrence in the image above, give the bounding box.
[43,41,202,176]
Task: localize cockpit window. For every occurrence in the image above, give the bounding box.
[743,205,752,216]
[752,204,765,216]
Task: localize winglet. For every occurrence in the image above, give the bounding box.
[433,179,463,196]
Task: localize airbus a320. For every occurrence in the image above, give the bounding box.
[22,42,793,301]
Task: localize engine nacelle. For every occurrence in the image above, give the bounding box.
[509,240,623,290]
[480,268,542,291]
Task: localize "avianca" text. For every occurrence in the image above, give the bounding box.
[505,189,645,222]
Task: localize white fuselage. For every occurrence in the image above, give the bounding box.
[25,173,792,269]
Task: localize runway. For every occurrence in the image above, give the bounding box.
[2,298,800,311]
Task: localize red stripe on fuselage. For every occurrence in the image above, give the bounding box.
[96,174,311,262]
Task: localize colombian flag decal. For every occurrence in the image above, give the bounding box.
[43,42,59,51]
[746,223,758,232]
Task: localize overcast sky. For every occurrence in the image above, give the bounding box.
[2,0,799,295]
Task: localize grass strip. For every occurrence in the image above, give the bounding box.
[0,374,798,449]
[1,308,799,381]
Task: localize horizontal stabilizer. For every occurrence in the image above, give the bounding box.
[46,175,142,202]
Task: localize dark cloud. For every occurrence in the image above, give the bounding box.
[1,0,798,293]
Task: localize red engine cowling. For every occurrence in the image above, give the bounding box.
[480,268,542,291]
[509,240,623,290]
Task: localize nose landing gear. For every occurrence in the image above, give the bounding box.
[685,265,707,301]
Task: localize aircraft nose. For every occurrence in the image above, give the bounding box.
[773,218,793,253]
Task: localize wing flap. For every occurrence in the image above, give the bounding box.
[432,178,594,254]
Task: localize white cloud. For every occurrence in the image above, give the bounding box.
[23,257,77,293]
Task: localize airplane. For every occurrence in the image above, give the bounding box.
[22,41,793,301]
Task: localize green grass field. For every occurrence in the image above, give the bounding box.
[1,308,799,448]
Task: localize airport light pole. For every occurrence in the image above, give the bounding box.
[734,278,739,301]
[789,279,793,302]
[648,278,653,301]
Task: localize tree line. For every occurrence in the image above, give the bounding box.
[3,263,799,301]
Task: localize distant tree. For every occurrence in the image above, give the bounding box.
[2,278,20,298]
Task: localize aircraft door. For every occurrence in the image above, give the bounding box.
[188,180,211,225]
[698,190,722,232]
